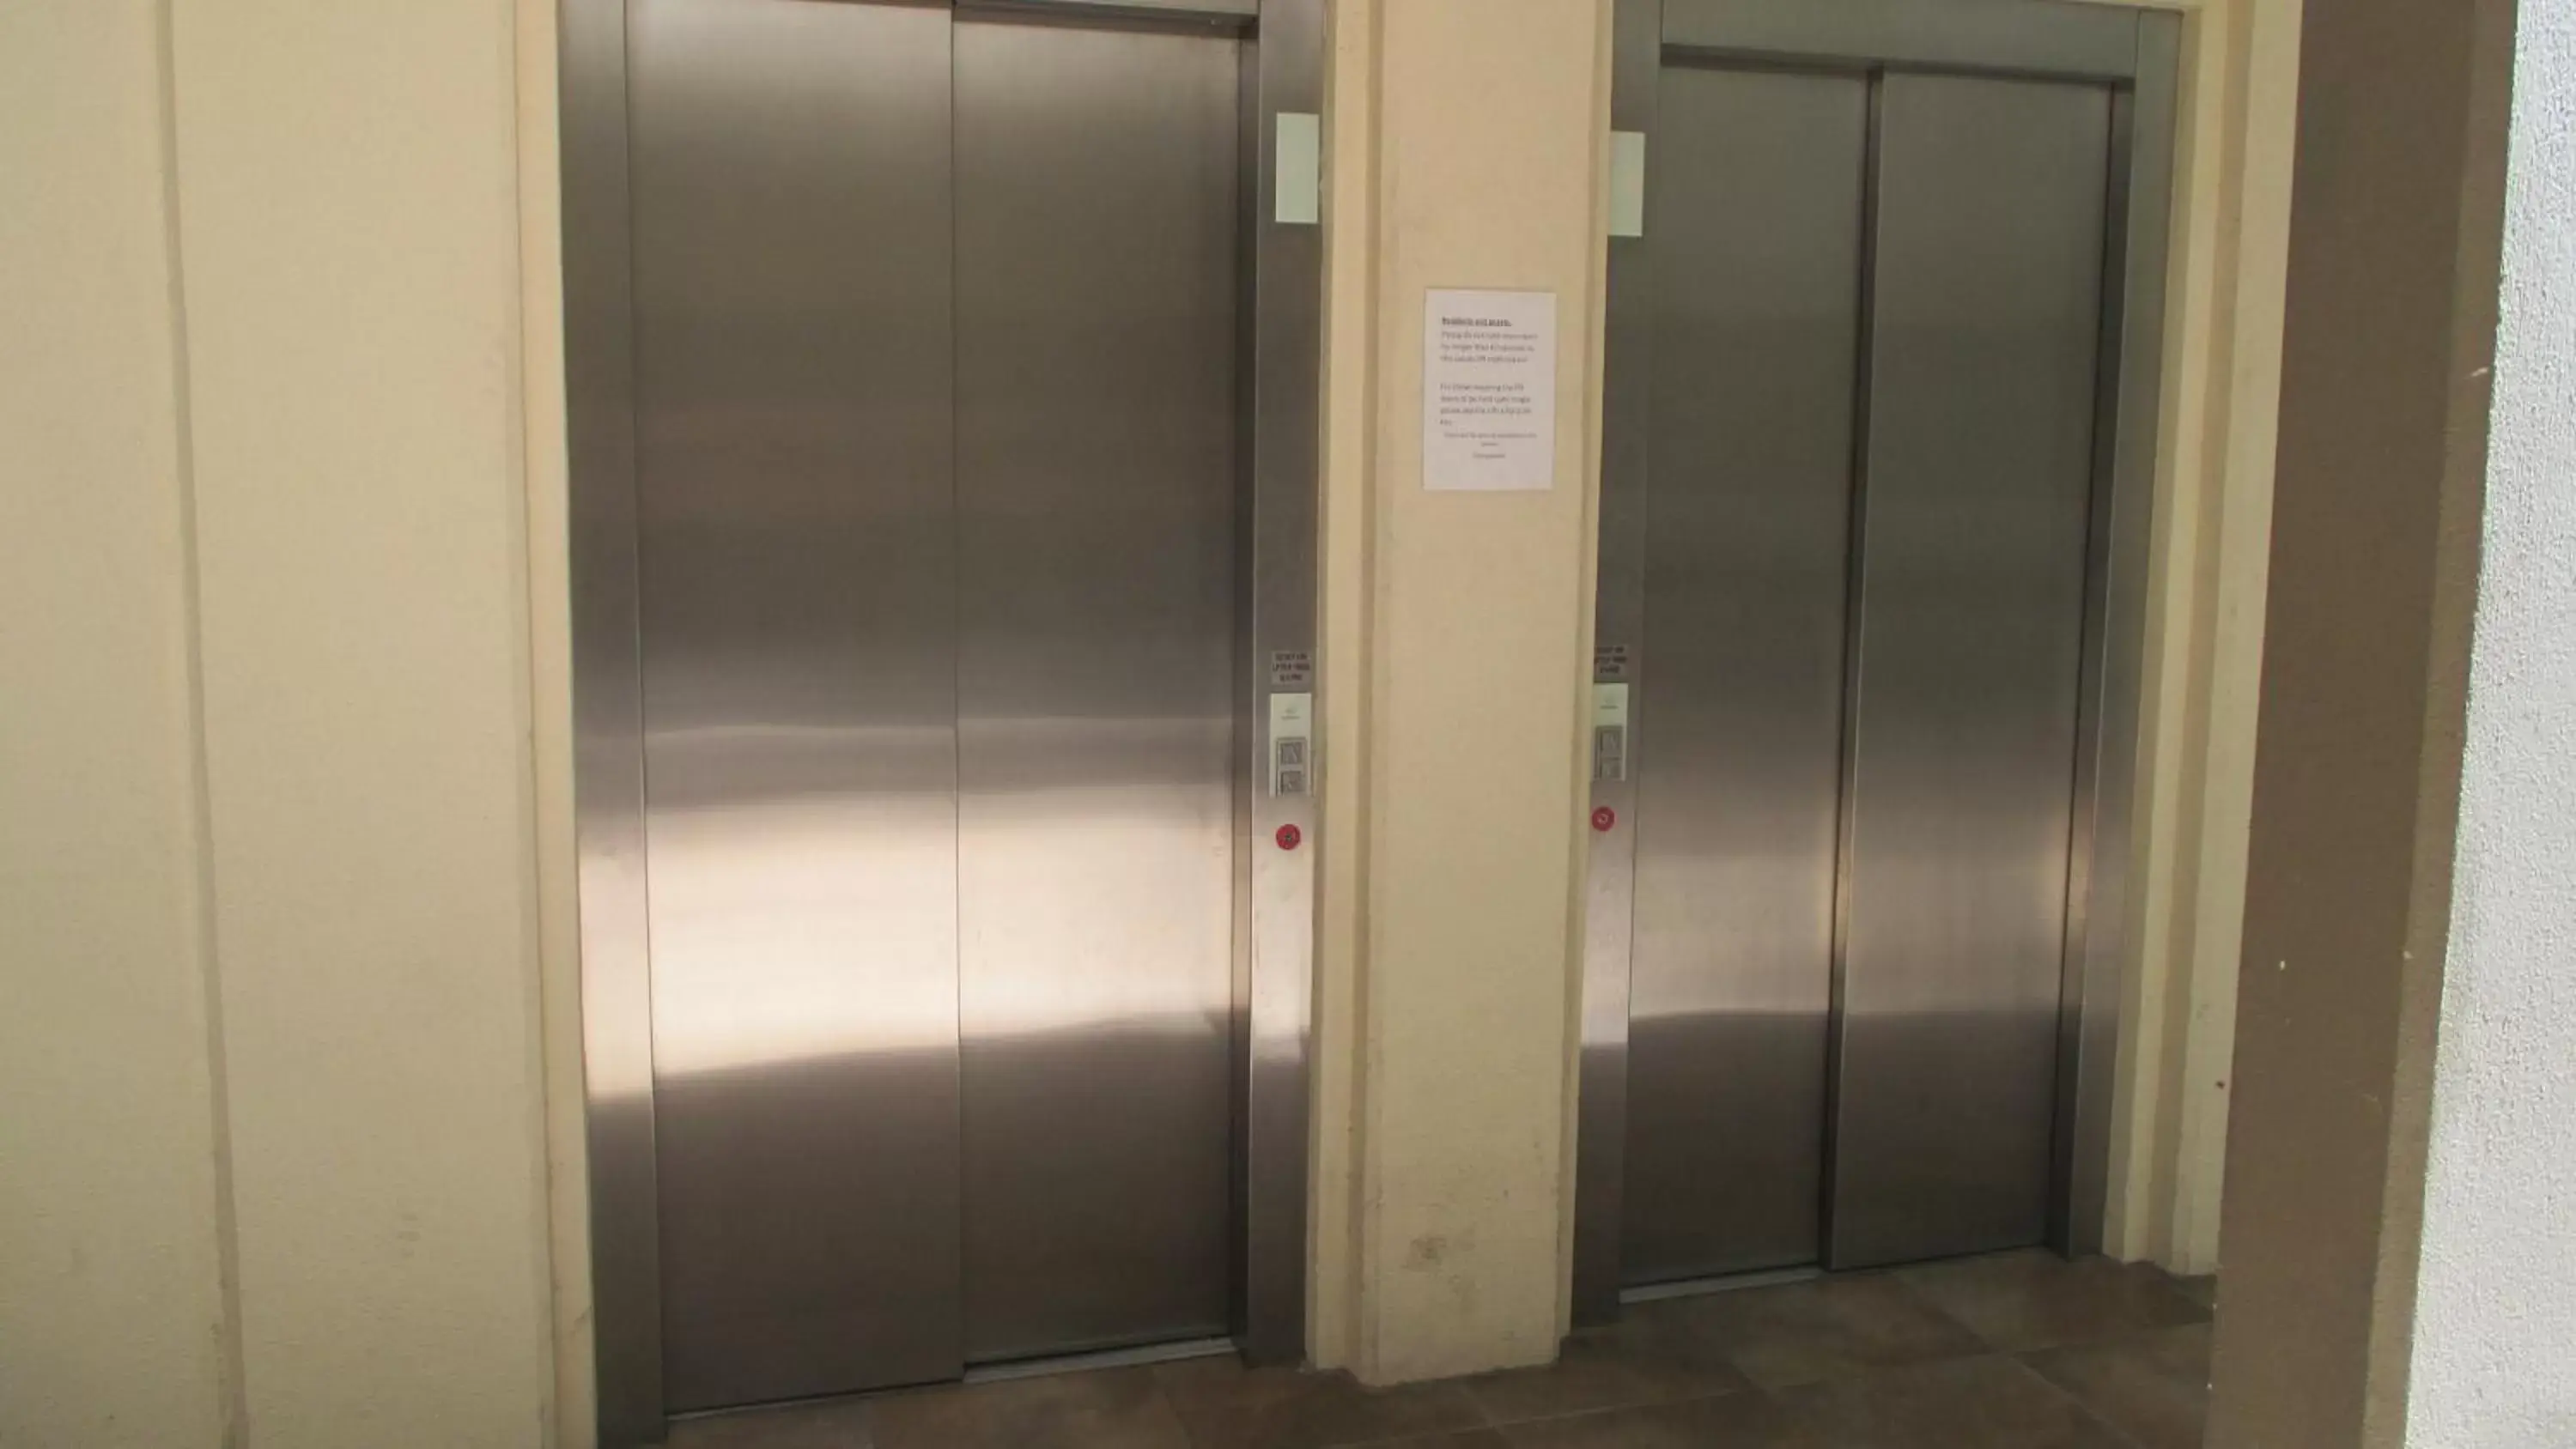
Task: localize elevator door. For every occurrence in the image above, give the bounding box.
[954,17,1242,1364]
[629,0,1245,1412]
[1622,64,2113,1282]
[1625,64,1866,1285]
[1832,72,2111,1269]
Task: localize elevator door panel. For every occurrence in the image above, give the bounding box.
[1830,74,2111,1268]
[630,0,963,1409]
[1625,65,1868,1284]
[953,19,1244,1362]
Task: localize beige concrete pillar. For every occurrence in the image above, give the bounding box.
[6,3,559,1445]
[0,7,236,1445]
[2101,0,2306,1281]
[167,2,557,1443]
[1312,0,1612,1386]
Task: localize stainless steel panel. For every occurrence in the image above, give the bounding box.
[1625,64,1869,1285]
[953,16,1243,1362]
[1241,0,1325,1367]
[1573,0,1664,1328]
[559,0,661,1436]
[2057,11,2180,1256]
[629,0,962,1407]
[1830,72,2111,1269]
[1662,0,2141,82]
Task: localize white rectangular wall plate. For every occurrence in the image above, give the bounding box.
[1275,112,1321,226]
[1608,130,1647,238]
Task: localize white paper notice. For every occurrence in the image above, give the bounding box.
[1423,288,1557,491]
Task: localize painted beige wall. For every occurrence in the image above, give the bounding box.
[4,2,558,1445]
[0,6,236,1445]
[512,2,595,1444]
[2102,0,2301,1277]
[1309,0,1613,1385]
[1308,0,1378,1375]
[167,0,556,1438]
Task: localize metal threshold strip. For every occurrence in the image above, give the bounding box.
[1622,1265,1825,1307]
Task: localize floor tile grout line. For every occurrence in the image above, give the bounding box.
[1876,1261,2019,1356]
[1997,1351,2155,1449]
[1457,1381,1777,1436]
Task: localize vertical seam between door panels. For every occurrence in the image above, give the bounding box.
[1232,19,1255,1346]
[1818,64,1885,1272]
[946,8,971,1367]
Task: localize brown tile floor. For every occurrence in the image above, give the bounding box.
[665,1251,2215,1449]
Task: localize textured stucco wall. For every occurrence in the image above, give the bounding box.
[2406,5,2576,1444]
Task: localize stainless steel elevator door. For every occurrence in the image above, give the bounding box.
[1625,65,1868,1285]
[630,0,963,1409]
[953,18,1244,1362]
[1830,73,2111,1268]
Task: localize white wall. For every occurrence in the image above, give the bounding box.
[2406,5,2576,1444]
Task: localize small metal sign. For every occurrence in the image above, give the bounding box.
[1594,643,1632,682]
[1269,650,1314,690]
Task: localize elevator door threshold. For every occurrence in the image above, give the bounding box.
[666,1337,1241,1434]
[966,1335,1238,1385]
[1623,1242,2082,1311]
[1621,1264,1823,1307]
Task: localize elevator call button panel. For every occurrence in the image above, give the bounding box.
[1270,692,1314,797]
[1593,683,1631,783]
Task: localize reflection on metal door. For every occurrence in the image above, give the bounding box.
[1625,65,1865,1285]
[954,16,1243,1362]
[631,0,962,1408]
[1833,72,2112,1270]
[609,0,1283,1420]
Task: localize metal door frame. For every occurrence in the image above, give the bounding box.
[560,1,1321,1439]
[1576,0,2178,1324]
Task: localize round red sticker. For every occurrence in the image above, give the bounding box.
[1275,823,1303,851]
[1592,806,1618,833]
